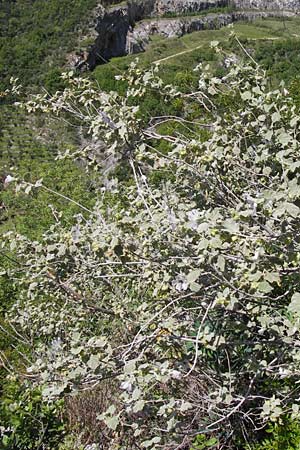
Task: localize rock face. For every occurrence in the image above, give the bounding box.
[153,0,228,15]
[86,9,131,68]
[234,0,300,11]
[85,0,300,70]
[132,10,295,40]
[86,0,156,68]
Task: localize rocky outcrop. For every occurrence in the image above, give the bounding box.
[84,0,300,70]
[234,0,300,11]
[131,9,296,40]
[153,0,227,15]
[86,0,157,68]
[86,9,131,68]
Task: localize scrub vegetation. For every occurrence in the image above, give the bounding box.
[2,4,300,448]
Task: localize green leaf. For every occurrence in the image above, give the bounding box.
[257,281,273,294]
[222,219,239,233]
[288,293,300,315]
[187,269,201,283]
[105,415,119,431]
[87,354,100,371]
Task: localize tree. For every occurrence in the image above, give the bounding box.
[3,46,300,448]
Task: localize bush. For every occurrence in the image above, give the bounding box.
[250,417,300,450]
[43,69,67,94]
[255,39,300,83]
[190,434,218,449]
[5,52,300,449]
[0,380,65,449]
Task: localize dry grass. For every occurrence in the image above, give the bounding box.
[64,381,117,447]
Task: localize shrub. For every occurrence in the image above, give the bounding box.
[0,380,65,449]
[4,51,300,448]
[250,417,300,450]
[190,434,218,449]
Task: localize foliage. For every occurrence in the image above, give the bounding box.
[254,38,300,83]
[0,85,96,240]
[1,157,96,239]
[4,44,300,449]
[190,434,218,449]
[249,417,300,450]
[289,77,300,111]
[0,379,65,449]
[0,0,98,89]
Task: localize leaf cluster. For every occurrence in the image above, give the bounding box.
[4,53,300,449]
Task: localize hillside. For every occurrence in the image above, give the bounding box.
[2,1,300,450]
[85,0,299,68]
[0,0,100,89]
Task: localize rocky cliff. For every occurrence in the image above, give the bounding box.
[153,0,228,15]
[152,0,300,14]
[131,9,295,42]
[85,0,156,68]
[234,0,300,11]
[83,0,300,70]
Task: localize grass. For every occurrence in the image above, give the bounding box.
[145,5,236,20]
[93,17,297,76]
[91,16,300,99]
[107,0,127,9]
[163,5,236,17]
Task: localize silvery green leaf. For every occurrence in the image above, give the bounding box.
[87,354,101,371]
[186,269,201,283]
[288,293,300,315]
[189,282,201,292]
[257,281,273,294]
[223,219,239,233]
[265,272,280,284]
[124,360,136,374]
[241,91,251,101]
[105,415,119,431]
[133,400,145,413]
[272,111,281,122]
[277,132,291,146]
[132,388,141,400]
[216,255,225,272]
[286,202,300,218]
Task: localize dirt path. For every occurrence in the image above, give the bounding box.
[153,44,204,64]
[152,36,280,65]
